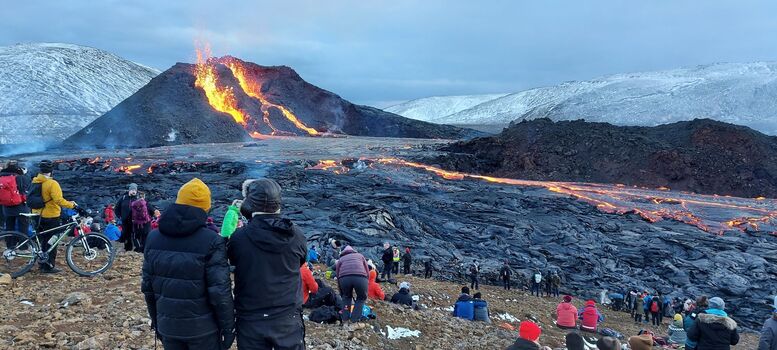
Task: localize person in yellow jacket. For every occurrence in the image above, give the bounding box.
[31,160,76,273]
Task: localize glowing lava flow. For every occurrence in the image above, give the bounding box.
[224,59,319,136]
[308,158,777,235]
[194,47,253,128]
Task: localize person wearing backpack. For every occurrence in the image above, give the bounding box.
[29,160,77,273]
[130,192,152,252]
[0,161,31,246]
[500,260,512,290]
[650,293,663,326]
[115,183,139,252]
[531,270,542,297]
[470,260,480,290]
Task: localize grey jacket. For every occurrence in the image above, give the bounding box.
[760,317,777,350]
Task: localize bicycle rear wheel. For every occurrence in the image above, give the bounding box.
[0,231,38,278]
[66,233,116,277]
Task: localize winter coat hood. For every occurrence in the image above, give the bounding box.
[158,204,208,237]
[245,215,299,252]
[628,335,653,350]
[457,294,472,302]
[698,313,737,330]
[340,245,357,257]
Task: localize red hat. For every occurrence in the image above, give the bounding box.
[563,295,573,303]
[519,321,541,342]
[586,300,596,307]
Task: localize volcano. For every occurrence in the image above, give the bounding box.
[64,55,478,148]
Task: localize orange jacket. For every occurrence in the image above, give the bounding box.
[300,264,318,304]
[368,270,385,300]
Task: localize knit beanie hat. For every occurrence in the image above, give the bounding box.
[674,313,683,323]
[518,321,541,342]
[128,183,138,191]
[563,295,573,303]
[628,334,654,350]
[596,336,621,350]
[175,178,211,212]
[709,297,725,310]
[565,332,585,350]
[240,178,282,217]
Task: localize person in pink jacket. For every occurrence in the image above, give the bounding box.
[556,295,578,329]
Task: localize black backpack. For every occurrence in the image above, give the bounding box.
[27,183,46,210]
[309,306,340,324]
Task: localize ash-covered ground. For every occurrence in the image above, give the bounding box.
[13,136,777,330]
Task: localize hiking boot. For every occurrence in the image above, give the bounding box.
[41,267,62,274]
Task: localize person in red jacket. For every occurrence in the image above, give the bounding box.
[579,300,605,332]
[103,203,115,224]
[368,270,385,300]
[556,295,578,329]
[300,263,318,304]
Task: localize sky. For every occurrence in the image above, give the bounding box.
[3,0,777,107]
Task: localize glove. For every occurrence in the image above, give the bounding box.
[220,329,235,349]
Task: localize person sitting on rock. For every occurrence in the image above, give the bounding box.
[367,269,385,301]
[228,178,308,349]
[452,286,474,321]
[687,296,739,350]
[307,245,320,264]
[556,295,578,329]
[390,282,414,307]
[578,300,604,333]
[472,292,491,323]
[564,332,596,350]
[666,313,687,345]
[141,178,235,349]
[300,262,318,304]
[505,320,552,350]
[628,330,655,350]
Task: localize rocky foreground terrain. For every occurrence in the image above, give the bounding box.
[440,118,777,197]
[0,253,760,349]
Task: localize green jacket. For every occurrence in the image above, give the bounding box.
[220,205,240,238]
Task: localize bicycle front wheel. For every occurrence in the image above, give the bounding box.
[0,231,38,278]
[66,233,116,277]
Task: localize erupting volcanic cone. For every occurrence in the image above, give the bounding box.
[65,54,480,148]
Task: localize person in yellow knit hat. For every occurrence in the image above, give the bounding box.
[141,178,235,349]
[30,160,77,273]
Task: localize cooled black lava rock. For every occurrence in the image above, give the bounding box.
[437,118,777,197]
[64,57,480,148]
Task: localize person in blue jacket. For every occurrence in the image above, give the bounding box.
[307,246,320,263]
[452,286,474,320]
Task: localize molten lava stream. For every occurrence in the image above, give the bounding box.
[224,60,319,136]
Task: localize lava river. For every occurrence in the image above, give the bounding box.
[310,158,777,235]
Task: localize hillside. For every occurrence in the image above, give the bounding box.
[385,93,508,122]
[439,118,777,197]
[387,62,777,136]
[0,43,159,144]
[0,253,759,349]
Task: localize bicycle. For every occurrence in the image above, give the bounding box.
[0,209,116,278]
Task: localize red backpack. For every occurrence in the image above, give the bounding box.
[650,300,660,313]
[0,175,25,206]
[131,199,151,225]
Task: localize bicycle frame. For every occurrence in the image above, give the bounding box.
[12,216,81,258]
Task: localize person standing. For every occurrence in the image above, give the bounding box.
[228,178,308,349]
[649,293,663,327]
[402,247,412,275]
[30,160,76,273]
[424,259,433,279]
[469,260,480,290]
[500,260,512,290]
[759,308,777,350]
[0,161,31,242]
[116,183,139,251]
[141,178,234,349]
[380,242,393,281]
[633,293,645,324]
[687,297,739,350]
[336,245,370,327]
[550,272,561,297]
[392,245,401,274]
[130,192,152,252]
[684,295,708,350]
[531,270,542,297]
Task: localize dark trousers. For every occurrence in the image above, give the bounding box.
[37,217,62,269]
[403,263,411,275]
[470,275,479,290]
[133,223,150,252]
[531,283,540,297]
[237,313,305,350]
[338,275,368,323]
[380,262,392,280]
[651,311,661,326]
[424,267,432,278]
[120,221,135,251]
[392,261,399,274]
[502,277,510,290]
[634,312,643,323]
[4,215,29,247]
[551,286,560,297]
[161,334,220,350]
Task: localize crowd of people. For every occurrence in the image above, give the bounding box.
[2,159,777,350]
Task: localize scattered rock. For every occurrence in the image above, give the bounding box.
[60,292,90,308]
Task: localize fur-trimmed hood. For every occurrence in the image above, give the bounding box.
[697,313,737,330]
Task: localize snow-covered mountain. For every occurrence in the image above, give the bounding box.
[386,62,777,135]
[384,93,508,122]
[0,43,159,144]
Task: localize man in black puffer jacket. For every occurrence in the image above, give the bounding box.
[687,297,739,350]
[141,178,234,350]
[228,178,307,350]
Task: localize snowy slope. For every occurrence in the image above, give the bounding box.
[389,62,777,135]
[0,43,159,144]
[384,93,508,122]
